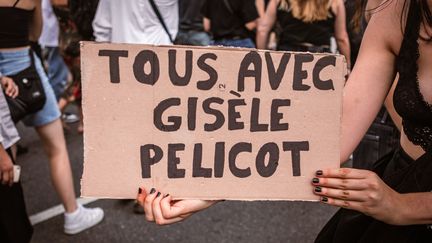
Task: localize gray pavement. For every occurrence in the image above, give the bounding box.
[15,107,337,243]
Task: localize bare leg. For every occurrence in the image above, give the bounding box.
[35,118,77,213]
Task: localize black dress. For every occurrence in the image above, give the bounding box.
[315,1,432,242]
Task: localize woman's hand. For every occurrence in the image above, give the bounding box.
[136,187,219,225]
[0,76,19,98]
[0,148,14,186]
[312,168,406,225]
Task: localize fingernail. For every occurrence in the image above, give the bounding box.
[321,197,328,202]
[138,188,142,194]
[150,188,156,194]
[314,187,322,193]
[164,194,170,198]
[156,192,161,197]
[316,170,323,176]
[312,178,319,184]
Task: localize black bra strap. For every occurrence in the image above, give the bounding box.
[13,0,20,7]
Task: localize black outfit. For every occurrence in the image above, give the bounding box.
[201,0,259,40]
[176,0,210,46]
[69,0,100,41]
[179,0,205,32]
[276,5,334,52]
[393,9,432,153]
[0,0,33,48]
[315,1,432,242]
[0,150,33,243]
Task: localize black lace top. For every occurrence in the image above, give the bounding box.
[394,0,432,153]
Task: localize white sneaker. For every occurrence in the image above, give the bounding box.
[64,204,104,235]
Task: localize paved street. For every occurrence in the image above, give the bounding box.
[15,106,337,243]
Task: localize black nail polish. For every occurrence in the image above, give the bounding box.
[314,187,322,193]
[316,170,323,176]
[138,188,142,194]
[156,192,161,197]
[164,194,170,198]
[312,178,319,184]
[150,188,156,194]
[321,197,328,202]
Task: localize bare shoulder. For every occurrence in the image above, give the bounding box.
[366,0,407,56]
[330,0,344,15]
[8,0,38,10]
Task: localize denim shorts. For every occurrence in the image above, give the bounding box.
[0,48,61,127]
[212,38,255,48]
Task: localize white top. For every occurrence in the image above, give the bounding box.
[93,0,179,45]
[38,0,60,47]
[0,90,20,149]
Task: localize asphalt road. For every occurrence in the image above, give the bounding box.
[15,108,338,243]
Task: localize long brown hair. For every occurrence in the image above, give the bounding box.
[279,0,333,23]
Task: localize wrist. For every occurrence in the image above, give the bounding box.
[392,193,430,226]
[390,193,410,225]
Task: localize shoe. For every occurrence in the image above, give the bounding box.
[62,112,80,124]
[64,204,104,235]
[133,201,144,214]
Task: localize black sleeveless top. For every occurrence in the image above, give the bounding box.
[394,0,432,153]
[0,0,33,48]
[277,5,335,48]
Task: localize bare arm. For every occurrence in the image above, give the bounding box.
[255,0,265,17]
[0,143,14,186]
[245,20,258,31]
[92,0,112,42]
[339,0,401,163]
[29,0,42,42]
[203,17,210,33]
[333,0,351,69]
[256,0,278,49]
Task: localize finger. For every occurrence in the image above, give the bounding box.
[143,188,157,221]
[2,171,9,185]
[136,187,147,207]
[160,195,177,218]
[12,85,19,98]
[8,170,13,186]
[5,82,14,97]
[160,195,191,219]
[311,177,368,190]
[320,196,364,212]
[313,186,366,202]
[316,168,369,179]
[152,192,165,224]
[155,195,191,225]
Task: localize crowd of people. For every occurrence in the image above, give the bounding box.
[0,0,430,242]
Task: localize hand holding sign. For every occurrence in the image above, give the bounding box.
[311,168,405,225]
[136,187,216,225]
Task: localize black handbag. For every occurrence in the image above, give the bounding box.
[4,50,47,123]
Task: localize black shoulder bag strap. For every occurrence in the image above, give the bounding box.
[148,0,174,44]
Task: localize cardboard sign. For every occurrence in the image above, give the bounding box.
[81,42,346,200]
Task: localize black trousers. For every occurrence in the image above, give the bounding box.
[0,149,33,243]
[315,147,432,243]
